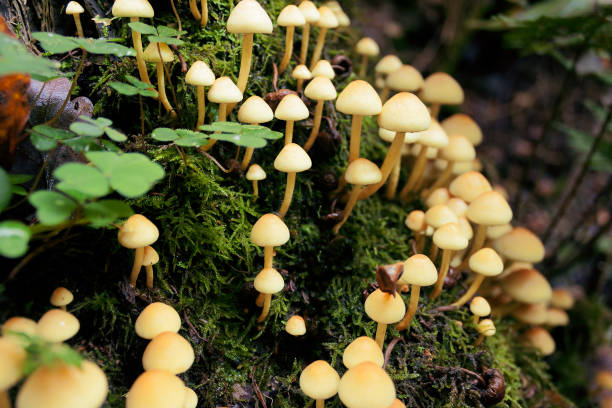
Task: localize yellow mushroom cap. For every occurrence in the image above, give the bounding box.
[238,95,274,124]
[523,327,555,356]
[441,113,482,146]
[345,158,382,186]
[336,80,382,116]
[469,248,503,277]
[2,317,37,339]
[550,288,575,310]
[466,191,513,226]
[512,303,548,325]
[389,399,406,408]
[142,246,159,267]
[142,332,195,374]
[142,42,174,63]
[135,302,181,340]
[405,210,426,232]
[37,309,79,343]
[449,171,492,203]
[298,1,320,23]
[316,6,339,28]
[487,223,512,240]
[253,267,285,294]
[378,128,420,144]
[274,143,312,173]
[412,120,448,149]
[425,204,458,229]
[433,222,468,251]
[305,76,337,101]
[126,370,185,408]
[441,134,476,162]
[66,1,85,14]
[375,55,402,75]
[469,296,490,317]
[420,72,464,105]
[292,64,313,80]
[386,65,423,92]
[498,261,533,280]
[477,319,496,336]
[343,336,384,369]
[185,61,215,86]
[400,254,438,286]
[250,214,290,247]
[378,92,431,133]
[447,198,468,217]
[355,37,379,57]
[246,164,266,181]
[275,94,309,121]
[364,289,406,324]
[300,360,340,400]
[457,216,474,240]
[333,8,350,27]
[492,227,545,263]
[595,371,612,390]
[227,0,273,33]
[311,60,335,79]
[277,5,305,26]
[118,214,159,249]
[0,336,26,390]
[501,268,552,304]
[50,287,74,307]
[425,188,450,208]
[546,308,569,327]
[207,77,243,104]
[111,0,154,18]
[183,387,198,408]
[338,361,396,408]
[285,315,306,336]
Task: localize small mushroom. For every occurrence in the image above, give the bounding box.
[523,327,555,356]
[309,6,338,70]
[250,214,290,269]
[201,77,243,151]
[141,246,159,289]
[274,143,312,217]
[425,187,450,208]
[135,302,181,340]
[0,336,26,391]
[355,37,379,77]
[419,72,464,119]
[343,336,384,369]
[246,164,266,200]
[474,318,495,346]
[364,288,405,349]
[441,113,483,146]
[66,2,85,38]
[300,360,340,408]
[237,95,274,169]
[452,248,503,307]
[183,387,198,408]
[50,287,73,311]
[275,94,309,145]
[311,60,336,80]
[492,227,545,265]
[254,267,284,322]
[512,303,548,325]
[285,315,306,336]
[550,288,575,310]
[430,222,468,300]
[470,296,491,324]
[118,214,159,288]
[375,55,402,98]
[142,332,194,374]
[37,309,80,343]
[185,61,215,129]
[500,268,552,305]
[142,42,175,116]
[297,1,320,65]
[338,362,396,408]
[277,5,305,74]
[405,210,426,252]
[291,64,313,93]
[303,76,337,151]
[424,134,475,197]
[396,254,437,330]
[448,171,492,203]
[1,317,37,342]
[126,370,185,408]
[424,204,459,259]
[381,64,423,103]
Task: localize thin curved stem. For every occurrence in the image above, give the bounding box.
[430,243,439,262]
[396,285,420,330]
[400,145,429,199]
[458,224,487,270]
[170,0,182,34]
[284,120,294,145]
[200,0,208,26]
[255,293,264,307]
[374,322,387,349]
[416,234,425,253]
[473,334,485,347]
[257,293,271,322]
[130,17,150,84]
[278,172,297,217]
[146,265,154,288]
[333,185,363,234]
[0,390,10,408]
[278,27,294,74]
[156,62,175,115]
[252,180,259,200]
[348,115,363,162]
[430,103,440,120]
[130,247,145,287]
[196,85,205,128]
[304,100,324,151]
[359,132,405,199]
[452,274,485,307]
[189,0,201,20]
[300,23,310,65]
[309,27,327,70]
[430,249,453,300]
[316,399,324,408]
[380,86,390,103]
[385,159,401,199]
[297,78,305,93]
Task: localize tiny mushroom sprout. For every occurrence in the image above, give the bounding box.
[501,268,553,304]
[50,286,73,310]
[135,302,181,340]
[246,164,266,200]
[343,336,384,369]
[141,246,159,289]
[254,267,285,322]
[237,95,274,170]
[126,370,185,408]
[298,1,321,65]
[0,336,26,391]
[424,134,475,197]
[275,93,310,145]
[523,327,555,356]
[336,80,383,163]
[382,65,424,104]
[183,387,198,408]
[277,5,305,74]
[396,254,438,330]
[441,113,483,146]
[111,0,154,84]
[492,227,545,264]
[365,287,406,348]
[201,76,243,151]
[452,248,504,307]
[311,59,336,80]
[300,360,340,408]
[285,315,306,336]
[338,362,396,408]
[430,222,468,300]
[274,143,312,217]
[419,72,464,119]
[375,55,402,96]
[309,6,339,70]
[405,210,427,252]
[118,214,159,288]
[142,42,175,116]
[142,332,195,374]
[37,309,80,343]
[355,37,380,77]
[333,158,382,234]
[474,318,496,346]
[185,61,215,129]
[250,214,290,269]
[448,171,492,203]
[551,288,575,310]
[470,296,491,324]
[303,76,337,151]
[292,64,313,93]
[226,0,273,94]
[66,2,85,37]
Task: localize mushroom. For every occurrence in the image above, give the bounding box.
[381,65,423,103]
[448,171,492,203]
[374,55,402,98]
[0,336,26,392]
[135,302,181,339]
[451,248,503,307]
[274,143,312,217]
[183,387,198,408]
[118,214,159,288]
[396,254,437,330]
[512,303,548,325]
[277,5,305,74]
[66,2,85,38]
[285,315,306,336]
[201,76,243,151]
[111,0,154,84]
[500,268,552,305]
[254,267,284,322]
[389,400,406,408]
[1,317,37,341]
[303,76,337,151]
[419,72,464,119]
[311,59,336,80]
[523,327,555,356]
[226,0,273,94]
[37,309,80,343]
[142,42,175,116]
[424,204,459,259]
[250,213,290,269]
[333,158,382,234]
[405,210,426,252]
[246,164,266,200]
[126,370,185,408]
[336,80,382,162]
[364,288,405,349]
[297,1,320,65]
[238,95,274,170]
[429,222,467,300]
[275,94,309,145]
[486,223,513,241]
[338,362,396,408]
[474,318,496,346]
[355,37,380,77]
[441,113,483,146]
[343,336,384,369]
[141,246,159,289]
[550,288,574,310]
[309,6,338,70]
[185,61,215,129]
[291,64,313,93]
[492,227,545,265]
[142,332,194,374]
[424,134,475,197]
[425,187,450,208]
[299,360,340,408]
[50,287,73,310]
[470,296,491,324]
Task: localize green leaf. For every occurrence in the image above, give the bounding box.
[0,34,60,79]
[32,32,79,53]
[29,133,57,151]
[93,117,113,127]
[84,199,133,227]
[147,36,183,45]
[242,126,283,140]
[175,134,209,147]
[53,163,109,198]
[31,125,73,140]
[200,122,243,133]
[152,127,178,142]
[109,81,139,96]
[70,122,104,137]
[0,167,11,212]
[85,151,121,175]
[139,88,159,98]
[11,185,27,196]
[104,127,127,142]
[63,136,99,151]
[9,174,33,184]
[74,37,135,56]
[127,21,158,35]
[28,191,77,226]
[108,154,165,198]
[156,25,180,37]
[0,221,31,258]
[125,75,152,89]
[213,134,267,148]
[100,140,122,153]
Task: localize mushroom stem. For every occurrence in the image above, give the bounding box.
[358,132,405,199]
[200,0,208,26]
[264,246,274,268]
[458,224,488,270]
[257,293,271,322]
[303,100,324,151]
[252,180,259,200]
[72,15,84,38]
[297,78,305,93]
[423,161,454,198]
[237,33,254,93]
[189,0,201,20]
[380,86,390,103]
[60,305,66,311]
[200,103,227,152]
[385,159,401,199]
[348,115,363,162]
[452,274,486,307]
[300,23,310,65]
[196,85,206,128]
[359,54,368,77]
[285,120,295,145]
[396,285,421,330]
[130,247,145,287]
[146,265,154,289]
[430,249,453,300]
[241,148,255,170]
[429,243,439,261]
[400,145,429,198]
[278,172,296,217]
[473,334,485,347]
[130,17,151,85]
[416,234,425,253]
[316,399,325,408]
[0,390,10,408]
[255,293,264,307]
[473,315,480,325]
[309,27,328,70]
[332,185,363,234]
[278,26,295,74]
[374,322,387,349]
[156,62,175,116]
[430,103,441,120]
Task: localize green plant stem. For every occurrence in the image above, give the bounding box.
[44,50,87,127]
[139,94,145,150]
[5,147,57,211]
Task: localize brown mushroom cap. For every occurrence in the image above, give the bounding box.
[246,164,266,181]
[492,227,545,263]
[253,267,285,294]
[126,370,185,408]
[338,361,396,408]
[433,222,468,251]
[50,287,74,308]
[448,172,492,203]
[425,204,458,229]
[420,72,464,105]
[185,61,215,87]
[400,254,438,286]
[207,77,243,104]
[469,296,491,317]
[385,65,423,92]
[343,336,384,369]
[378,92,431,133]
[355,37,380,57]
[523,327,555,356]
[250,214,290,247]
[305,76,337,101]
[274,143,312,173]
[550,288,575,310]
[298,1,320,23]
[299,360,340,400]
[135,302,181,340]
[466,191,513,226]
[285,315,306,336]
[501,269,552,304]
[0,336,26,390]
[142,42,174,63]
[336,80,382,116]
[118,214,159,249]
[111,0,154,18]
[142,332,195,374]
[441,113,483,146]
[311,60,335,79]
[37,309,80,343]
[275,94,310,121]
[375,55,402,75]
[469,248,503,277]
[227,0,273,33]
[364,289,406,324]
[345,158,383,186]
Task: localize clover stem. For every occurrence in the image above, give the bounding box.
[264,246,274,269]
[285,120,295,144]
[309,27,328,70]
[257,294,271,322]
[300,23,310,64]
[348,115,363,162]
[252,180,259,200]
[374,322,387,349]
[146,265,154,289]
[400,145,428,199]
[359,132,405,199]
[279,26,295,74]
[156,62,175,115]
[200,0,208,26]
[130,17,150,85]
[189,0,201,20]
[396,285,420,330]
[200,103,227,152]
[130,247,145,287]
[431,249,453,300]
[278,172,296,217]
[333,185,363,234]
[44,50,87,127]
[304,100,324,151]
[452,275,485,307]
[196,85,206,128]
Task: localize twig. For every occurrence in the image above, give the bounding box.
[200,150,231,173]
[43,50,87,126]
[169,0,182,37]
[250,368,267,408]
[383,337,403,369]
[272,62,279,92]
[427,305,458,313]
